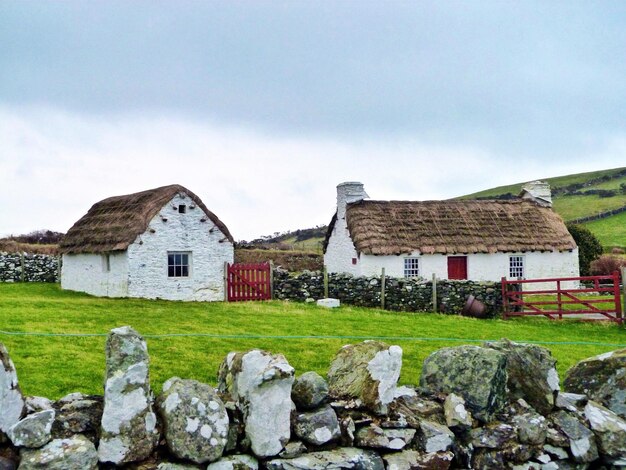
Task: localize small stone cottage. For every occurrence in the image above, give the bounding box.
[59,184,234,301]
[324,181,579,283]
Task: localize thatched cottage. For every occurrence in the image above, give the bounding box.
[324,181,579,283]
[59,184,234,301]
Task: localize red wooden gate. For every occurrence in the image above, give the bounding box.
[502,272,622,322]
[226,262,272,302]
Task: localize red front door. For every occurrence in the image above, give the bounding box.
[448,256,468,280]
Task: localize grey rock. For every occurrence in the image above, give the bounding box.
[206,454,259,470]
[420,345,507,422]
[97,326,159,465]
[484,339,559,415]
[156,377,229,464]
[584,400,626,462]
[218,349,294,458]
[156,463,202,470]
[24,396,53,414]
[555,393,587,412]
[354,424,416,451]
[293,405,340,446]
[550,410,598,463]
[8,409,54,448]
[513,412,548,445]
[0,343,25,435]
[19,435,98,469]
[470,423,516,449]
[265,447,384,469]
[443,393,472,429]
[51,393,103,443]
[543,444,569,460]
[387,393,444,428]
[327,341,402,414]
[383,450,454,470]
[563,348,626,419]
[279,441,308,459]
[417,420,454,453]
[292,372,329,410]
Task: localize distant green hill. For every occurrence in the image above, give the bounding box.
[460,167,626,249]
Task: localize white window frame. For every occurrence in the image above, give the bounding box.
[509,255,524,279]
[168,252,191,278]
[102,254,111,273]
[404,257,420,278]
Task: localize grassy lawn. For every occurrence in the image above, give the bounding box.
[552,194,626,221]
[584,210,626,249]
[1,283,625,400]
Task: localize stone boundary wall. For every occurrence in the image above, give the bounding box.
[0,252,59,283]
[273,270,503,318]
[1,328,626,469]
[567,204,626,225]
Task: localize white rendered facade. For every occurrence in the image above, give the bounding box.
[62,192,234,301]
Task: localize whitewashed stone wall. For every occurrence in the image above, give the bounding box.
[61,252,129,297]
[126,193,233,301]
[358,249,580,288]
[323,182,366,276]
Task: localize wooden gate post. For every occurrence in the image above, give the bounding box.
[270,260,275,300]
[621,267,626,323]
[224,262,229,301]
[323,266,329,298]
[432,273,437,313]
[381,268,386,310]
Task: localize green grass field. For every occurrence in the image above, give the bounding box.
[552,194,626,221]
[1,283,625,400]
[584,211,626,249]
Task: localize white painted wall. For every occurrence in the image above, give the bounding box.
[127,193,234,301]
[324,182,367,276]
[61,252,129,297]
[357,249,579,288]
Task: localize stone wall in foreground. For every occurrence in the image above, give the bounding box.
[0,252,59,283]
[2,327,626,469]
[274,270,503,318]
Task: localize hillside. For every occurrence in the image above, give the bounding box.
[461,166,626,249]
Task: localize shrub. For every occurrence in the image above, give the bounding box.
[590,255,626,276]
[566,224,603,276]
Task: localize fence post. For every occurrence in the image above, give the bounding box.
[20,252,25,283]
[269,261,274,300]
[432,273,437,313]
[224,262,229,302]
[323,266,329,298]
[621,266,626,324]
[381,268,386,310]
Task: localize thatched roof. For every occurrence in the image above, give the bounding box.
[325,199,576,255]
[59,185,233,254]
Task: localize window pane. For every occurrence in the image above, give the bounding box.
[182,265,189,277]
[168,266,175,277]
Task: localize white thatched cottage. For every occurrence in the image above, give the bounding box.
[59,184,234,301]
[324,181,579,283]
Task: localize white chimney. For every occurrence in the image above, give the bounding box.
[520,181,552,207]
[336,182,368,219]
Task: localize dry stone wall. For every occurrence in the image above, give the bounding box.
[2,328,626,469]
[273,270,503,318]
[0,253,59,283]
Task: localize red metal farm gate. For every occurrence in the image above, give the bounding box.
[226,262,272,302]
[502,272,623,323]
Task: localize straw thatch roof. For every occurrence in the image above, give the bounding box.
[325,199,576,255]
[59,185,233,254]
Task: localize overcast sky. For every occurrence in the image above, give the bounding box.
[1,1,625,241]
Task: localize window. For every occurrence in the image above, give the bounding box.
[168,252,190,277]
[404,257,420,278]
[178,204,187,214]
[102,254,110,272]
[509,255,524,279]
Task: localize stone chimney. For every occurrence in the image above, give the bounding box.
[336,182,369,219]
[520,181,552,207]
